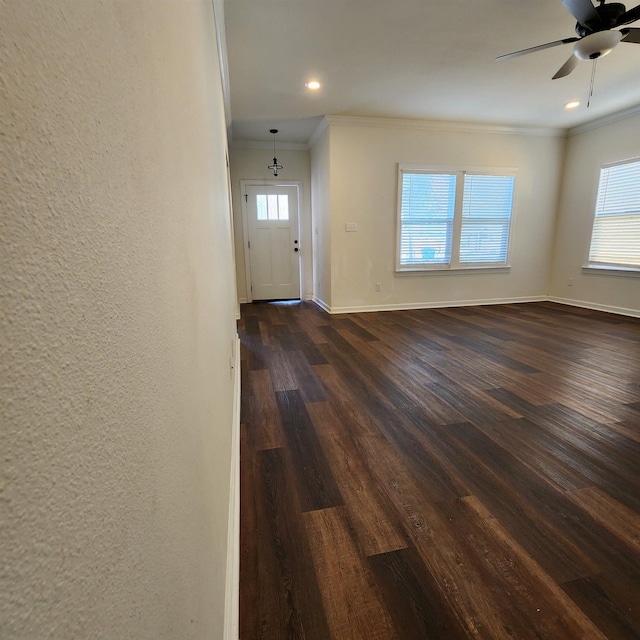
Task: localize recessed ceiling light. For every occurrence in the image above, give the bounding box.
[305,81,321,90]
[565,100,580,110]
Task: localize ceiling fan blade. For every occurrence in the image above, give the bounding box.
[561,0,603,27]
[496,37,579,61]
[615,4,640,26]
[621,27,640,42]
[552,54,579,79]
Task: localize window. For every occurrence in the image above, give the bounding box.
[256,193,289,220]
[397,166,515,271]
[588,158,640,270]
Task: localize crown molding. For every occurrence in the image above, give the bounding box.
[567,103,640,137]
[229,140,310,151]
[323,114,566,138]
[211,0,232,134]
[308,117,330,148]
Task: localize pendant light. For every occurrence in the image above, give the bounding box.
[267,129,283,177]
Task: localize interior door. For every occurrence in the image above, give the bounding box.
[246,185,300,300]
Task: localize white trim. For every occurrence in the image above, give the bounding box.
[211,0,232,134]
[309,117,330,148]
[315,295,547,315]
[238,297,248,304]
[229,140,310,151]
[324,114,565,138]
[582,265,640,278]
[548,296,640,319]
[311,296,331,313]
[568,103,640,137]
[297,294,640,319]
[223,336,241,640]
[395,266,511,276]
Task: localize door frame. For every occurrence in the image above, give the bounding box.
[240,179,303,303]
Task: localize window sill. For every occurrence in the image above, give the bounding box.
[582,265,640,278]
[395,265,511,277]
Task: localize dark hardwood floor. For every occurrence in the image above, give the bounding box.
[238,301,640,639]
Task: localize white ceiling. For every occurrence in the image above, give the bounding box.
[224,0,640,144]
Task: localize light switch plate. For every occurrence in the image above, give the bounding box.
[345,222,358,232]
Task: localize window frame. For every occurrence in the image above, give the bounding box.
[584,156,640,275]
[395,164,517,274]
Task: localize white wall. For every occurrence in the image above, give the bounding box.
[229,146,312,301]
[550,111,640,316]
[0,1,238,638]
[310,128,332,308]
[320,118,565,312]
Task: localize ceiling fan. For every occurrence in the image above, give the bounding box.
[497,0,640,78]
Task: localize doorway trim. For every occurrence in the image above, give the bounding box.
[240,179,303,303]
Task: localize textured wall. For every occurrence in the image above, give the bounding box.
[0,1,238,638]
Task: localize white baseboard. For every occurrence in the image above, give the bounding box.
[224,336,241,640]
[548,296,640,319]
[311,296,331,313]
[313,295,547,315]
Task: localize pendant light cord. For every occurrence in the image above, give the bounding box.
[587,58,597,108]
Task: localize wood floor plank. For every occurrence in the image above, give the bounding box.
[562,575,640,640]
[425,423,595,583]
[472,415,593,491]
[255,447,332,640]
[239,422,260,640]
[267,349,297,392]
[443,421,640,594]
[304,506,399,640]
[608,419,640,444]
[276,389,343,512]
[461,496,609,640]
[246,369,285,450]
[310,364,383,440]
[334,336,466,425]
[368,545,470,640]
[282,349,327,403]
[361,432,607,639]
[565,486,640,552]
[306,401,408,556]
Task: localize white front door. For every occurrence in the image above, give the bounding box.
[246,185,301,300]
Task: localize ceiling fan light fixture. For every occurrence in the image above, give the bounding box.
[574,29,623,59]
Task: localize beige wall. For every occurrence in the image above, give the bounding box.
[229,146,312,301]
[319,119,565,312]
[550,112,640,316]
[310,129,332,307]
[0,1,238,638]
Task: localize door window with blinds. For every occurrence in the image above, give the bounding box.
[588,158,640,270]
[397,166,516,271]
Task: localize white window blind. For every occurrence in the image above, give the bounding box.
[589,158,640,269]
[397,167,515,271]
[399,172,456,266]
[460,174,514,264]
